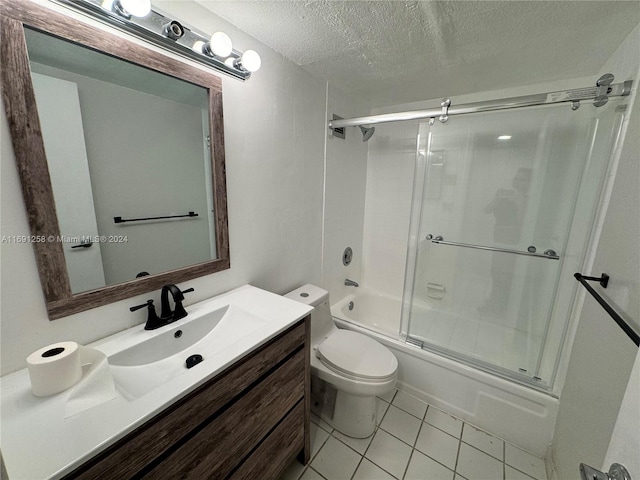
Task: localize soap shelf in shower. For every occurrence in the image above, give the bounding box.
[428,236,560,260]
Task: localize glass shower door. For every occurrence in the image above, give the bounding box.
[402,101,624,387]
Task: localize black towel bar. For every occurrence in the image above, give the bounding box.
[114,211,198,224]
[574,273,639,347]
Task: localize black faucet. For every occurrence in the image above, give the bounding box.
[160,284,194,321]
[130,285,194,330]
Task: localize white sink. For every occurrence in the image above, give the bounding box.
[109,306,230,367]
[106,304,267,399]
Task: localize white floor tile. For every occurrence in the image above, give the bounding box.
[425,406,463,438]
[456,443,504,480]
[462,424,504,460]
[414,422,460,470]
[299,467,325,480]
[280,458,306,480]
[332,429,374,455]
[378,388,397,403]
[310,422,330,458]
[505,444,547,480]
[405,450,455,480]
[377,398,390,425]
[304,396,548,480]
[380,405,422,445]
[352,458,396,480]
[505,465,537,480]
[311,437,361,480]
[365,429,413,479]
[392,391,428,419]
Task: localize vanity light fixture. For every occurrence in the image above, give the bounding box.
[113,0,150,18]
[208,32,233,57]
[56,0,261,80]
[497,135,512,140]
[238,50,262,73]
[162,21,185,41]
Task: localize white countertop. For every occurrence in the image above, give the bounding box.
[0,285,312,480]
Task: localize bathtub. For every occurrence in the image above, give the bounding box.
[331,290,559,458]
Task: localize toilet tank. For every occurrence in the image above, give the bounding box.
[285,284,337,345]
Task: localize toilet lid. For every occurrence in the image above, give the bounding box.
[317,330,397,380]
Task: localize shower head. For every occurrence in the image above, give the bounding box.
[358,125,375,142]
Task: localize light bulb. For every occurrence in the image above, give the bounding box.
[224,57,237,68]
[192,40,206,54]
[209,32,232,57]
[240,50,261,73]
[117,0,151,17]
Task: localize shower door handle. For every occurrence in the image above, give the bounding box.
[429,238,560,260]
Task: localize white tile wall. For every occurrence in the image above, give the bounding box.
[361,121,417,301]
[322,85,371,298]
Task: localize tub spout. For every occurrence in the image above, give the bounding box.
[345,279,359,287]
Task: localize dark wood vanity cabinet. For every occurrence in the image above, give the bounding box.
[64,317,310,480]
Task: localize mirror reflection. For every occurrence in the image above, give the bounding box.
[25,28,217,294]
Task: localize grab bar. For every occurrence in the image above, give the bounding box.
[574,273,640,347]
[428,236,560,260]
[114,211,199,224]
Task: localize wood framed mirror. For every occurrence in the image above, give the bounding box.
[0,0,230,319]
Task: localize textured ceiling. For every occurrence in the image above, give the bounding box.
[192,1,640,107]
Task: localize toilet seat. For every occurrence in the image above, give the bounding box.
[317,330,397,382]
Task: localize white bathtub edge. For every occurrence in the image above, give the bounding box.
[334,316,558,458]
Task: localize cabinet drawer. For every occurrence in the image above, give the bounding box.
[229,401,304,480]
[67,321,305,480]
[145,348,305,479]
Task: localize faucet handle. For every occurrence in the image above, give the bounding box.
[172,287,194,322]
[130,300,165,330]
[130,299,154,312]
[181,287,195,296]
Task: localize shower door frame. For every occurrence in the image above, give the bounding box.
[397,100,627,393]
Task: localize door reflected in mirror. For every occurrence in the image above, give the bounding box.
[25,28,217,294]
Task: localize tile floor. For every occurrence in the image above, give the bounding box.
[281,389,547,480]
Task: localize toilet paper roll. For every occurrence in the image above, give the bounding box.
[27,341,83,397]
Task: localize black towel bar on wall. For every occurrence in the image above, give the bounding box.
[574,273,640,347]
[114,211,199,224]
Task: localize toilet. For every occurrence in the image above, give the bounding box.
[285,284,398,438]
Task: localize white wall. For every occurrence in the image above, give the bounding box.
[322,85,370,299]
[0,0,327,375]
[551,24,640,480]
